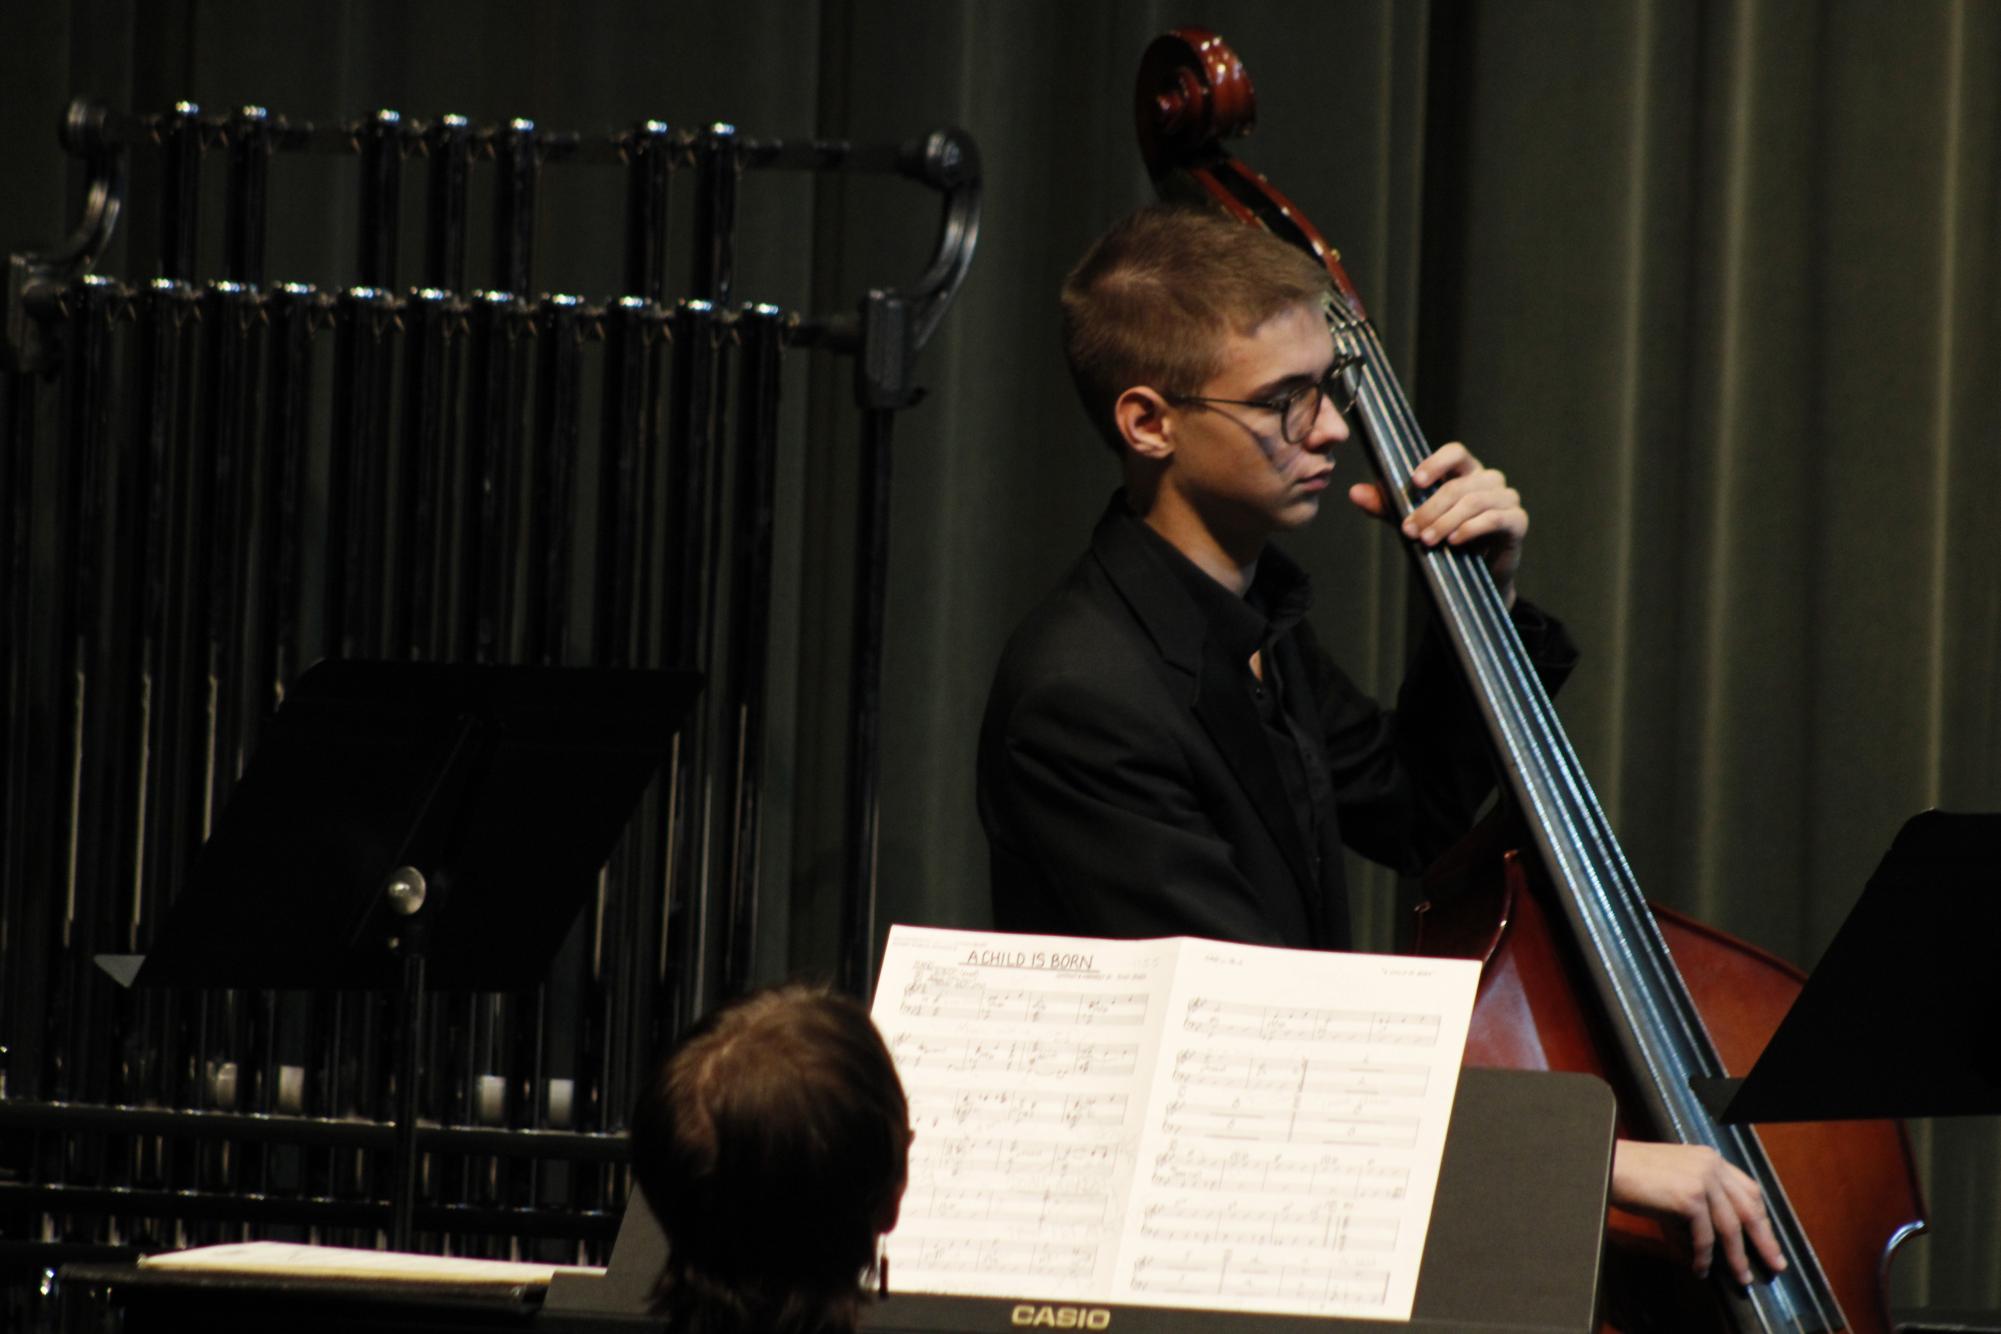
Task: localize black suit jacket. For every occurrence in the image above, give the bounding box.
[979,495,1576,951]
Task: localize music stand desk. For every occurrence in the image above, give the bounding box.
[859,1067,1615,1334]
[93,660,697,1250]
[1695,809,2001,1125]
[540,1066,1616,1333]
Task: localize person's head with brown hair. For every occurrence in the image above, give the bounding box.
[629,984,911,1334]
[1061,202,1332,455]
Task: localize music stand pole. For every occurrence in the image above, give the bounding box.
[384,866,430,1252]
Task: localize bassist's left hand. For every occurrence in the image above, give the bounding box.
[1348,442,1527,607]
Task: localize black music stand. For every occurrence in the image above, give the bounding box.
[1691,810,2001,1124]
[97,660,700,1249]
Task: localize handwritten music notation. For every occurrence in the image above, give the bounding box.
[1149,1142,1410,1201]
[1138,1196,1400,1251]
[1181,997,1441,1047]
[901,967,1148,1027]
[1128,1251,1391,1307]
[892,1033,1140,1078]
[908,1086,1129,1135]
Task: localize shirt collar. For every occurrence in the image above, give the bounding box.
[1117,498,1315,662]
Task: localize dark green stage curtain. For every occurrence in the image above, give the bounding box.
[2,0,1994,1308]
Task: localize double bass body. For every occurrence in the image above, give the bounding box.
[1416,838,1924,1332]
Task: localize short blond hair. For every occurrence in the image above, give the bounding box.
[1061,204,1331,452]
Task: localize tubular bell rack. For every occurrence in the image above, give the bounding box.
[0,98,978,1276]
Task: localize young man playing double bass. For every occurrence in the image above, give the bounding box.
[977,204,1788,1287]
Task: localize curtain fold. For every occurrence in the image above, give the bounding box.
[1395,0,2001,1307]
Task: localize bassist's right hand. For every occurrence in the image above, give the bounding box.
[1610,1139,1789,1286]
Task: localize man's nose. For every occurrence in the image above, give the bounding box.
[1304,390,1350,450]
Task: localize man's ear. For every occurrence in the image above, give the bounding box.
[1114,387,1174,462]
[875,1167,908,1235]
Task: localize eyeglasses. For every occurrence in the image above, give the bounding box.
[1165,351,1364,445]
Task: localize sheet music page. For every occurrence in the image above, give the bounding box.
[139,1240,601,1285]
[873,925,1176,1299]
[871,927,1478,1321]
[1116,941,1479,1320]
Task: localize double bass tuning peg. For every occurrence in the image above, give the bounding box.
[1135,28,1258,174]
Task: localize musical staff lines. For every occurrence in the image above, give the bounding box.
[1181,997,1440,1046]
[901,966,1148,1027]
[914,1135,1127,1186]
[1171,1049,1429,1099]
[1129,1251,1391,1307]
[1160,1094,1417,1147]
[904,1183,1111,1232]
[1159,1046,1425,1146]
[1139,1196,1399,1251]
[893,1033,1140,1078]
[908,1086,1130,1136]
[906,1238,1100,1283]
[1150,1142,1409,1201]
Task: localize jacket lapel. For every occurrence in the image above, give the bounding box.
[1089,502,1324,921]
[1186,640,1323,904]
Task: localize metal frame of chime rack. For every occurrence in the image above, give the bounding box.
[0,97,978,1269]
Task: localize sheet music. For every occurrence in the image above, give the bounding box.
[1119,942,1477,1318]
[140,1241,601,1285]
[872,926,1479,1322]
[877,928,1174,1298]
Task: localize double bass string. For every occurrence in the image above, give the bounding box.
[1349,318,1726,1110]
[1333,307,1702,1086]
[1330,310,1829,1329]
[1334,311,1723,1128]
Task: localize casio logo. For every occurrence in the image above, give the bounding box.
[1009,1304,1111,1329]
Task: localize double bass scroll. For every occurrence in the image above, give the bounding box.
[1133,26,1925,1334]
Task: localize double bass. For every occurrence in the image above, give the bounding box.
[1133,27,1925,1334]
